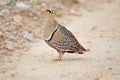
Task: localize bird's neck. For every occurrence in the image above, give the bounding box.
[43,16,58,40]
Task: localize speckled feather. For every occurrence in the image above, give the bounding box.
[45,23,86,54]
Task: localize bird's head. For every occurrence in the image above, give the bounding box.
[44,9,56,25]
[45,10,54,14]
[45,10,54,18]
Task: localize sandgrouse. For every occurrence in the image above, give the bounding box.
[43,10,88,61]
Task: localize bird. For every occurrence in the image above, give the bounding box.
[43,10,89,61]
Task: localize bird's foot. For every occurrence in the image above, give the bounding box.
[54,58,61,61]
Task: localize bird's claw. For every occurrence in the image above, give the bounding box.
[54,58,61,61]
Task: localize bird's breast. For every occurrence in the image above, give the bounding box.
[50,27,63,43]
[43,24,63,42]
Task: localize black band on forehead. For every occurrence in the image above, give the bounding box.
[46,10,52,13]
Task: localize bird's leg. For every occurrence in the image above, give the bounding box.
[54,51,65,61]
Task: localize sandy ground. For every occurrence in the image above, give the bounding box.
[0,1,120,80]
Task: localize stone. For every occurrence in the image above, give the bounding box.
[22,31,33,41]
[16,2,30,10]
[1,9,10,16]
[13,15,23,23]
[5,41,17,51]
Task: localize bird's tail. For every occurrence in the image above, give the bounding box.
[78,46,90,54]
[84,48,90,52]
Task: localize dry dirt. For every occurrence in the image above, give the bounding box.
[0,1,120,80]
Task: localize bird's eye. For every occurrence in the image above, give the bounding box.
[46,10,52,14]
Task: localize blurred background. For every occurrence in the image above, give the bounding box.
[0,0,115,51]
[0,0,120,80]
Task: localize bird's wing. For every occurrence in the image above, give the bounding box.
[58,24,86,51]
